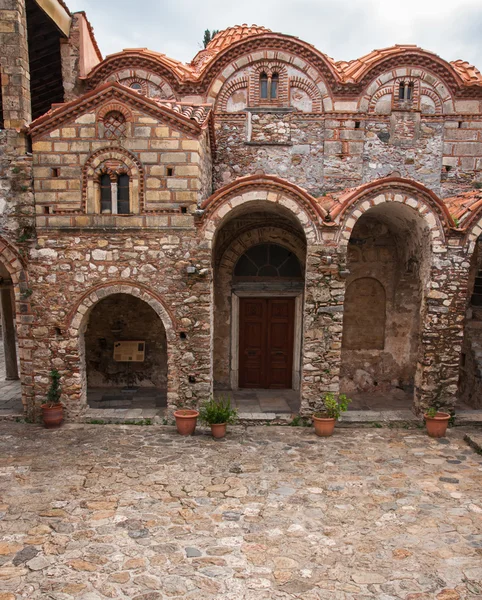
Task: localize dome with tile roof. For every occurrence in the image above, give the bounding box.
[191,25,271,71]
[206,25,271,51]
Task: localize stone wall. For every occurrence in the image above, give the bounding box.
[214,112,452,196]
[214,113,325,196]
[28,230,212,418]
[417,244,470,409]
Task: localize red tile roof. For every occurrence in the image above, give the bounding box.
[444,189,482,226]
[450,60,482,85]
[206,25,272,51]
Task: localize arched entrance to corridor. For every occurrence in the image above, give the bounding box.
[212,198,308,414]
[459,234,482,407]
[340,201,431,409]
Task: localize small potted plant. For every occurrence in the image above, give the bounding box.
[312,393,351,437]
[174,407,200,436]
[40,369,64,428]
[199,395,237,439]
[424,406,451,438]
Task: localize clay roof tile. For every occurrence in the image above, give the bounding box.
[450,60,482,84]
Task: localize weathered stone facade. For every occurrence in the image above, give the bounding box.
[1,6,482,419]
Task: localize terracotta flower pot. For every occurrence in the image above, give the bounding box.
[312,414,336,437]
[210,423,227,439]
[174,409,199,436]
[424,412,450,438]
[41,404,64,429]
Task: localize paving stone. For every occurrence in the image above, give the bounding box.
[0,423,481,599]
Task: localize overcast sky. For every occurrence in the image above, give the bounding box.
[67,0,482,70]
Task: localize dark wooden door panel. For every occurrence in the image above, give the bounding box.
[239,298,266,388]
[267,299,294,389]
[239,297,294,389]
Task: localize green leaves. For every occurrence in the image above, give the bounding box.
[199,395,238,425]
[314,392,352,420]
[46,369,62,407]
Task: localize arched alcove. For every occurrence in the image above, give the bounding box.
[459,234,482,408]
[83,293,168,410]
[340,202,431,408]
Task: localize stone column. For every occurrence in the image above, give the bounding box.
[300,244,346,414]
[416,243,470,412]
[0,287,19,380]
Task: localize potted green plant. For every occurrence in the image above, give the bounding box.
[40,369,64,428]
[199,395,237,439]
[312,393,351,437]
[173,407,200,436]
[424,406,451,438]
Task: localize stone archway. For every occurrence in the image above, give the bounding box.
[0,238,32,416]
[85,294,168,409]
[339,200,432,410]
[65,282,179,416]
[210,196,308,414]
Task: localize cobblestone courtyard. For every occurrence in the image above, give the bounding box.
[0,423,481,600]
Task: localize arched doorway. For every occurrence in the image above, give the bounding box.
[340,202,431,409]
[212,202,307,413]
[459,234,482,407]
[84,293,168,410]
[0,262,21,416]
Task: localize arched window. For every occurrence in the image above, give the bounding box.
[234,243,302,278]
[100,174,112,214]
[260,73,268,99]
[407,82,414,100]
[270,73,279,99]
[97,171,130,215]
[130,82,143,93]
[103,111,127,139]
[399,81,414,102]
[117,174,130,214]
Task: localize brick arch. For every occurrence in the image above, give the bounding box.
[352,53,462,100]
[82,146,145,213]
[289,76,323,112]
[464,213,482,253]
[84,51,183,95]
[331,177,453,247]
[66,281,177,337]
[205,45,334,111]
[97,102,133,123]
[359,67,454,113]
[217,226,307,273]
[0,237,32,414]
[65,282,180,413]
[249,60,289,107]
[216,76,249,112]
[200,175,325,244]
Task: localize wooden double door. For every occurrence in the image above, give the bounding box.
[239,297,295,389]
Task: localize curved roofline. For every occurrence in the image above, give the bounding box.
[200,174,327,221]
[81,35,482,98]
[328,176,456,228]
[339,46,466,95]
[197,32,342,93]
[83,49,190,91]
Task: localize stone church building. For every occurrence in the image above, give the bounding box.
[1,0,482,421]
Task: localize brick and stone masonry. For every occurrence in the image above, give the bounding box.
[1,5,482,419]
